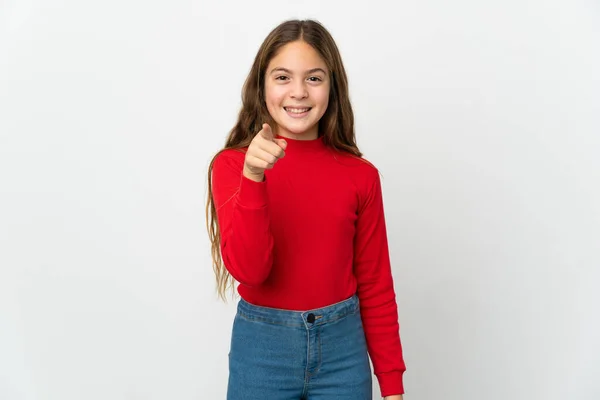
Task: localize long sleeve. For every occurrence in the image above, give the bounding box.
[211,152,274,286]
[353,168,406,397]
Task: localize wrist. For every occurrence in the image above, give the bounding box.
[243,166,264,182]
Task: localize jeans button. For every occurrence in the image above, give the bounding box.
[307,313,316,323]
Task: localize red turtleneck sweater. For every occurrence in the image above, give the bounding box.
[211,134,406,396]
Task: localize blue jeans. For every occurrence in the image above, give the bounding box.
[227,294,373,400]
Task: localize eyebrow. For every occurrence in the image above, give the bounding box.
[269,67,327,75]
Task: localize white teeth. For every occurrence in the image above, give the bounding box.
[285,107,310,114]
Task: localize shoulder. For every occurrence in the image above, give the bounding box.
[212,147,247,169]
[215,147,247,161]
[328,151,383,207]
[332,151,381,183]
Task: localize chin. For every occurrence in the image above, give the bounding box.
[278,121,318,136]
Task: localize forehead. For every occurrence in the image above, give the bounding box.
[268,41,328,71]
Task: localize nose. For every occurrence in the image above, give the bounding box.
[290,80,308,99]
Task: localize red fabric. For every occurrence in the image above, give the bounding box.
[211,134,406,396]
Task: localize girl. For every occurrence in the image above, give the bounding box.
[206,19,406,400]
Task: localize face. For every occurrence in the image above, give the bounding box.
[264,40,330,140]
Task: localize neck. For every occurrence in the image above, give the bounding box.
[274,133,326,154]
[274,127,319,141]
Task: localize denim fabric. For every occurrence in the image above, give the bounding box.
[227,294,372,400]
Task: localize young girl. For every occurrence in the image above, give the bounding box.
[206,19,406,400]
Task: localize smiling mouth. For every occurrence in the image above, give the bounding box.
[284,107,312,114]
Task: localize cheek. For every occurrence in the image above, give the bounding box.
[314,88,330,109]
[265,85,285,106]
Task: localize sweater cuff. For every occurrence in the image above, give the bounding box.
[237,173,268,208]
[377,370,405,397]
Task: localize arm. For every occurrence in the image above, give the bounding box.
[353,168,406,398]
[211,152,274,286]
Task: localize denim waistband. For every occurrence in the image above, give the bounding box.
[236,294,360,328]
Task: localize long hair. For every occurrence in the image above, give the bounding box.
[206,19,365,301]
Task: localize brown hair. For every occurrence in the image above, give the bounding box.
[206,19,365,301]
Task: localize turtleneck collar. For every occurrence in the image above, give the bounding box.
[275,134,326,154]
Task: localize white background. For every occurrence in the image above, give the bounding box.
[1,1,599,399]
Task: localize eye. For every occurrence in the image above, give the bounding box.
[307,76,322,82]
[275,75,289,81]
